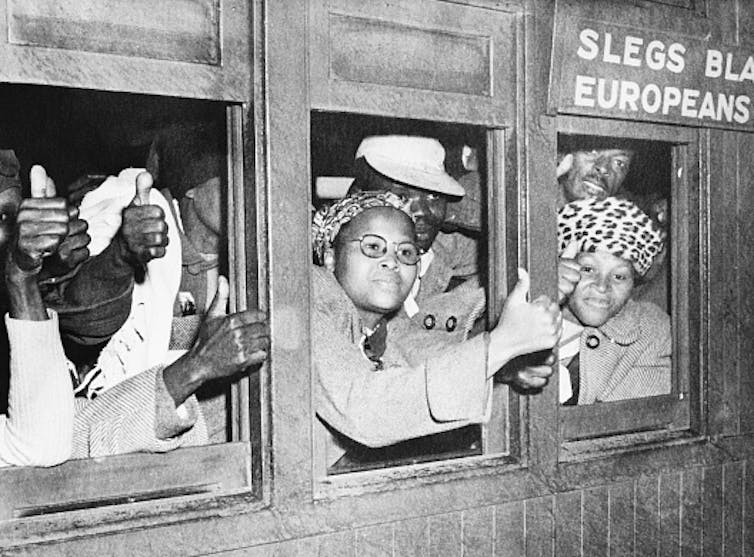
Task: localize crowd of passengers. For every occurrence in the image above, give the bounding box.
[0,128,670,468]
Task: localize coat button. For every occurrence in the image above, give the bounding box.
[445,316,457,332]
[423,314,436,330]
[586,334,600,349]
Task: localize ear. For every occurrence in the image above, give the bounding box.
[323,247,336,272]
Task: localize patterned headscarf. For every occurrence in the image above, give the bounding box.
[312,191,409,265]
[558,196,665,276]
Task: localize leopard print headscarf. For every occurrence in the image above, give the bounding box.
[558,197,665,276]
[311,191,409,265]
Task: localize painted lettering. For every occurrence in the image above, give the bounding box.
[577,28,600,60]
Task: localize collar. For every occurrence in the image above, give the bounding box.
[588,299,643,345]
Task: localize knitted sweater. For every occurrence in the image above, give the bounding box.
[312,266,491,465]
[0,312,73,467]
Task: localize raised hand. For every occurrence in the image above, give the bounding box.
[10,166,71,275]
[558,241,581,305]
[488,268,562,373]
[117,171,168,266]
[162,276,270,406]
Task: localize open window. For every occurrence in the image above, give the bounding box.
[310,111,525,488]
[0,84,262,520]
[556,116,701,458]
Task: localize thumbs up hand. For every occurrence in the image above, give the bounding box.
[162,276,270,406]
[10,165,72,275]
[487,268,562,374]
[117,171,168,266]
[558,240,582,305]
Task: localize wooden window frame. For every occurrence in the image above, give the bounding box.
[555,115,704,456]
[0,102,267,528]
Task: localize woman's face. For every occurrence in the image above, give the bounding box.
[565,250,634,327]
[332,207,418,324]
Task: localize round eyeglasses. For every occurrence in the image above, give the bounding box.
[348,234,421,266]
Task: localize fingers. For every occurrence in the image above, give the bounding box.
[133,171,153,206]
[507,267,530,304]
[207,275,230,318]
[30,165,49,199]
[561,240,579,260]
[556,153,573,179]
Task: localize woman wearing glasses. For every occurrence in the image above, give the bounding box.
[311,191,561,465]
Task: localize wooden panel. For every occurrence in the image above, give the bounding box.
[355,524,393,557]
[310,0,518,126]
[8,0,219,65]
[0,0,248,101]
[554,491,581,556]
[746,461,754,556]
[560,395,685,441]
[462,506,494,556]
[394,517,429,556]
[583,486,608,555]
[494,500,525,557]
[658,473,681,556]
[739,132,754,434]
[680,466,703,557]
[525,496,554,557]
[428,512,462,556]
[635,475,659,556]
[702,465,724,556]
[723,462,744,557]
[0,443,249,520]
[609,481,635,556]
[707,131,740,436]
[329,14,491,96]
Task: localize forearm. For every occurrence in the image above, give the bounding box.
[6,269,47,321]
[162,351,207,407]
[61,240,134,306]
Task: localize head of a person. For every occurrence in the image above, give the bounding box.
[347,135,465,253]
[0,150,23,255]
[559,138,637,203]
[147,122,224,237]
[558,197,664,328]
[312,191,419,325]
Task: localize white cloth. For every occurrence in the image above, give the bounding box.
[77,170,183,396]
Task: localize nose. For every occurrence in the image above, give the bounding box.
[593,274,609,292]
[408,195,429,219]
[593,156,610,177]
[379,250,400,270]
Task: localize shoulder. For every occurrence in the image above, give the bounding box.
[625,299,671,340]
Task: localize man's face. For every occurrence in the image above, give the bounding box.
[333,207,418,321]
[565,250,634,327]
[562,149,633,202]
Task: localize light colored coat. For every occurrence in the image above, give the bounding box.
[575,299,671,404]
[311,266,491,464]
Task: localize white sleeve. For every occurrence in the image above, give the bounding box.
[0,311,73,467]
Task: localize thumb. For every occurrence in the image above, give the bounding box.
[133,171,153,206]
[561,240,579,260]
[556,153,573,179]
[508,267,530,304]
[206,275,230,318]
[30,165,49,198]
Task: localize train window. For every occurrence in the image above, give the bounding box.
[556,117,700,455]
[310,111,521,479]
[0,84,261,519]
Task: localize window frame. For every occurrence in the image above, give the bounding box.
[0,100,267,527]
[554,115,704,455]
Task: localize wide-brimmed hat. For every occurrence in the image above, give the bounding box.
[355,135,465,198]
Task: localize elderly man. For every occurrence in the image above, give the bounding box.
[556,138,637,207]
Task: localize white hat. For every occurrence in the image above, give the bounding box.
[355,135,465,197]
